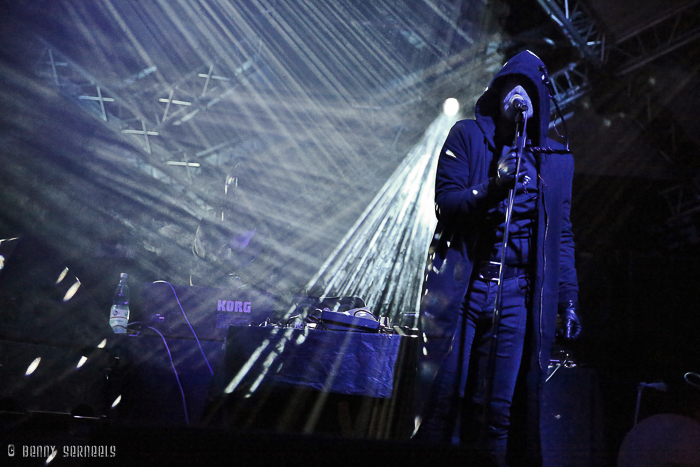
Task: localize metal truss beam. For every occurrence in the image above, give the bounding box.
[538,0,700,75]
[607,0,700,76]
[548,62,590,112]
[629,90,700,232]
[536,0,605,64]
[535,2,700,241]
[547,61,591,128]
[79,86,115,121]
[658,179,700,249]
[33,37,259,174]
[660,181,700,221]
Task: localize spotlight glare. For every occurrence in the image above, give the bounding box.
[443,98,460,116]
[25,357,41,376]
[62,279,81,302]
[56,267,69,284]
[45,448,58,464]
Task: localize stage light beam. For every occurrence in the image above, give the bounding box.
[303,112,458,322]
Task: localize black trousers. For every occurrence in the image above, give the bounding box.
[416,275,530,466]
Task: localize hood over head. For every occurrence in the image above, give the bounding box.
[475,50,552,148]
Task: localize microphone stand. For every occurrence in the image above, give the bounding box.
[479,110,528,442]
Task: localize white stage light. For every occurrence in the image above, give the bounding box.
[443,98,460,116]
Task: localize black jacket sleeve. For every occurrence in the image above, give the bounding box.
[558,154,579,303]
[434,121,504,229]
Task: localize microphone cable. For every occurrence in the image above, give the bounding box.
[153,280,214,376]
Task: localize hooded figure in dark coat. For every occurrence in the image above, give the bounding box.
[413,51,581,466]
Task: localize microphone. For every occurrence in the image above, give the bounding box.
[509,94,528,112]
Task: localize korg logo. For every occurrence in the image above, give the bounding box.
[217,300,252,313]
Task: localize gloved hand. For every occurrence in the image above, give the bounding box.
[556,300,582,341]
[495,147,526,189]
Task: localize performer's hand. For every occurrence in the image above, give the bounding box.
[495,147,526,189]
[556,300,582,341]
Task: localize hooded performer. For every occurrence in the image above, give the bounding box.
[413,51,582,466]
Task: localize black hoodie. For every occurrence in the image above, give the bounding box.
[416,50,579,464]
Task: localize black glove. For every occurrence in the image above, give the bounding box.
[495,147,526,189]
[556,300,582,341]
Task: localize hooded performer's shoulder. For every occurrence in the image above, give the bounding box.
[453,118,479,132]
[447,119,487,143]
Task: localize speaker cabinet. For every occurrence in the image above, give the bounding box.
[541,367,608,467]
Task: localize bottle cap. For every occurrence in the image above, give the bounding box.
[120,273,128,278]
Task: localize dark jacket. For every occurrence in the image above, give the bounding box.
[415,51,579,462]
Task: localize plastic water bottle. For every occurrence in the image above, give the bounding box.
[109,273,130,333]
